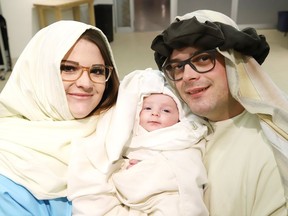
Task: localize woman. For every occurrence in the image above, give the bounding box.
[0,20,119,215]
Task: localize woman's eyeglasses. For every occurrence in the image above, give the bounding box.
[60,60,113,83]
[162,49,217,81]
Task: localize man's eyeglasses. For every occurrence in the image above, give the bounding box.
[162,49,217,81]
[60,60,113,83]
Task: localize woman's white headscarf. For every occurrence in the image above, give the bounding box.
[151,10,288,201]
[0,20,117,199]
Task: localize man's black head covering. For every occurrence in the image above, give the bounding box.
[151,16,270,69]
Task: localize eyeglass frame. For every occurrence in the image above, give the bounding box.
[161,49,217,81]
[60,60,113,83]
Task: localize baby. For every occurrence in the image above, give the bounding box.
[69,69,209,216]
[124,92,180,169]
[110,69,208,216]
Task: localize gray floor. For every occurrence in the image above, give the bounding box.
[1,29,288,94]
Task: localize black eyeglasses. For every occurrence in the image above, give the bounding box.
[60,60,112,83]
[162,49,217,81]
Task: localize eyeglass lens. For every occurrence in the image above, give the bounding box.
[163,50,216,81]
[60,60,112,83]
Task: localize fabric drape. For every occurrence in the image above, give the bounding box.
[0,20,117,199]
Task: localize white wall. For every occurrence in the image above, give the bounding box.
[0,0,91,65]
[1,0,37,65]
[178,0,288,29]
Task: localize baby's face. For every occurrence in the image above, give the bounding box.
[139,94,179,132]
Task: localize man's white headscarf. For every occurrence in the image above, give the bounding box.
[151,10,288,202]
[0,20,117,199]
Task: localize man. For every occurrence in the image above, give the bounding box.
[151,10,288,216]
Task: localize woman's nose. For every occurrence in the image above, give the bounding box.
[75,70,93,88]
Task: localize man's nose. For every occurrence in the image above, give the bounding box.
[182,64,201,81]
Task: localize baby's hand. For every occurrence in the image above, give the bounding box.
[127,159,140,169]
[122,156,140,169]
